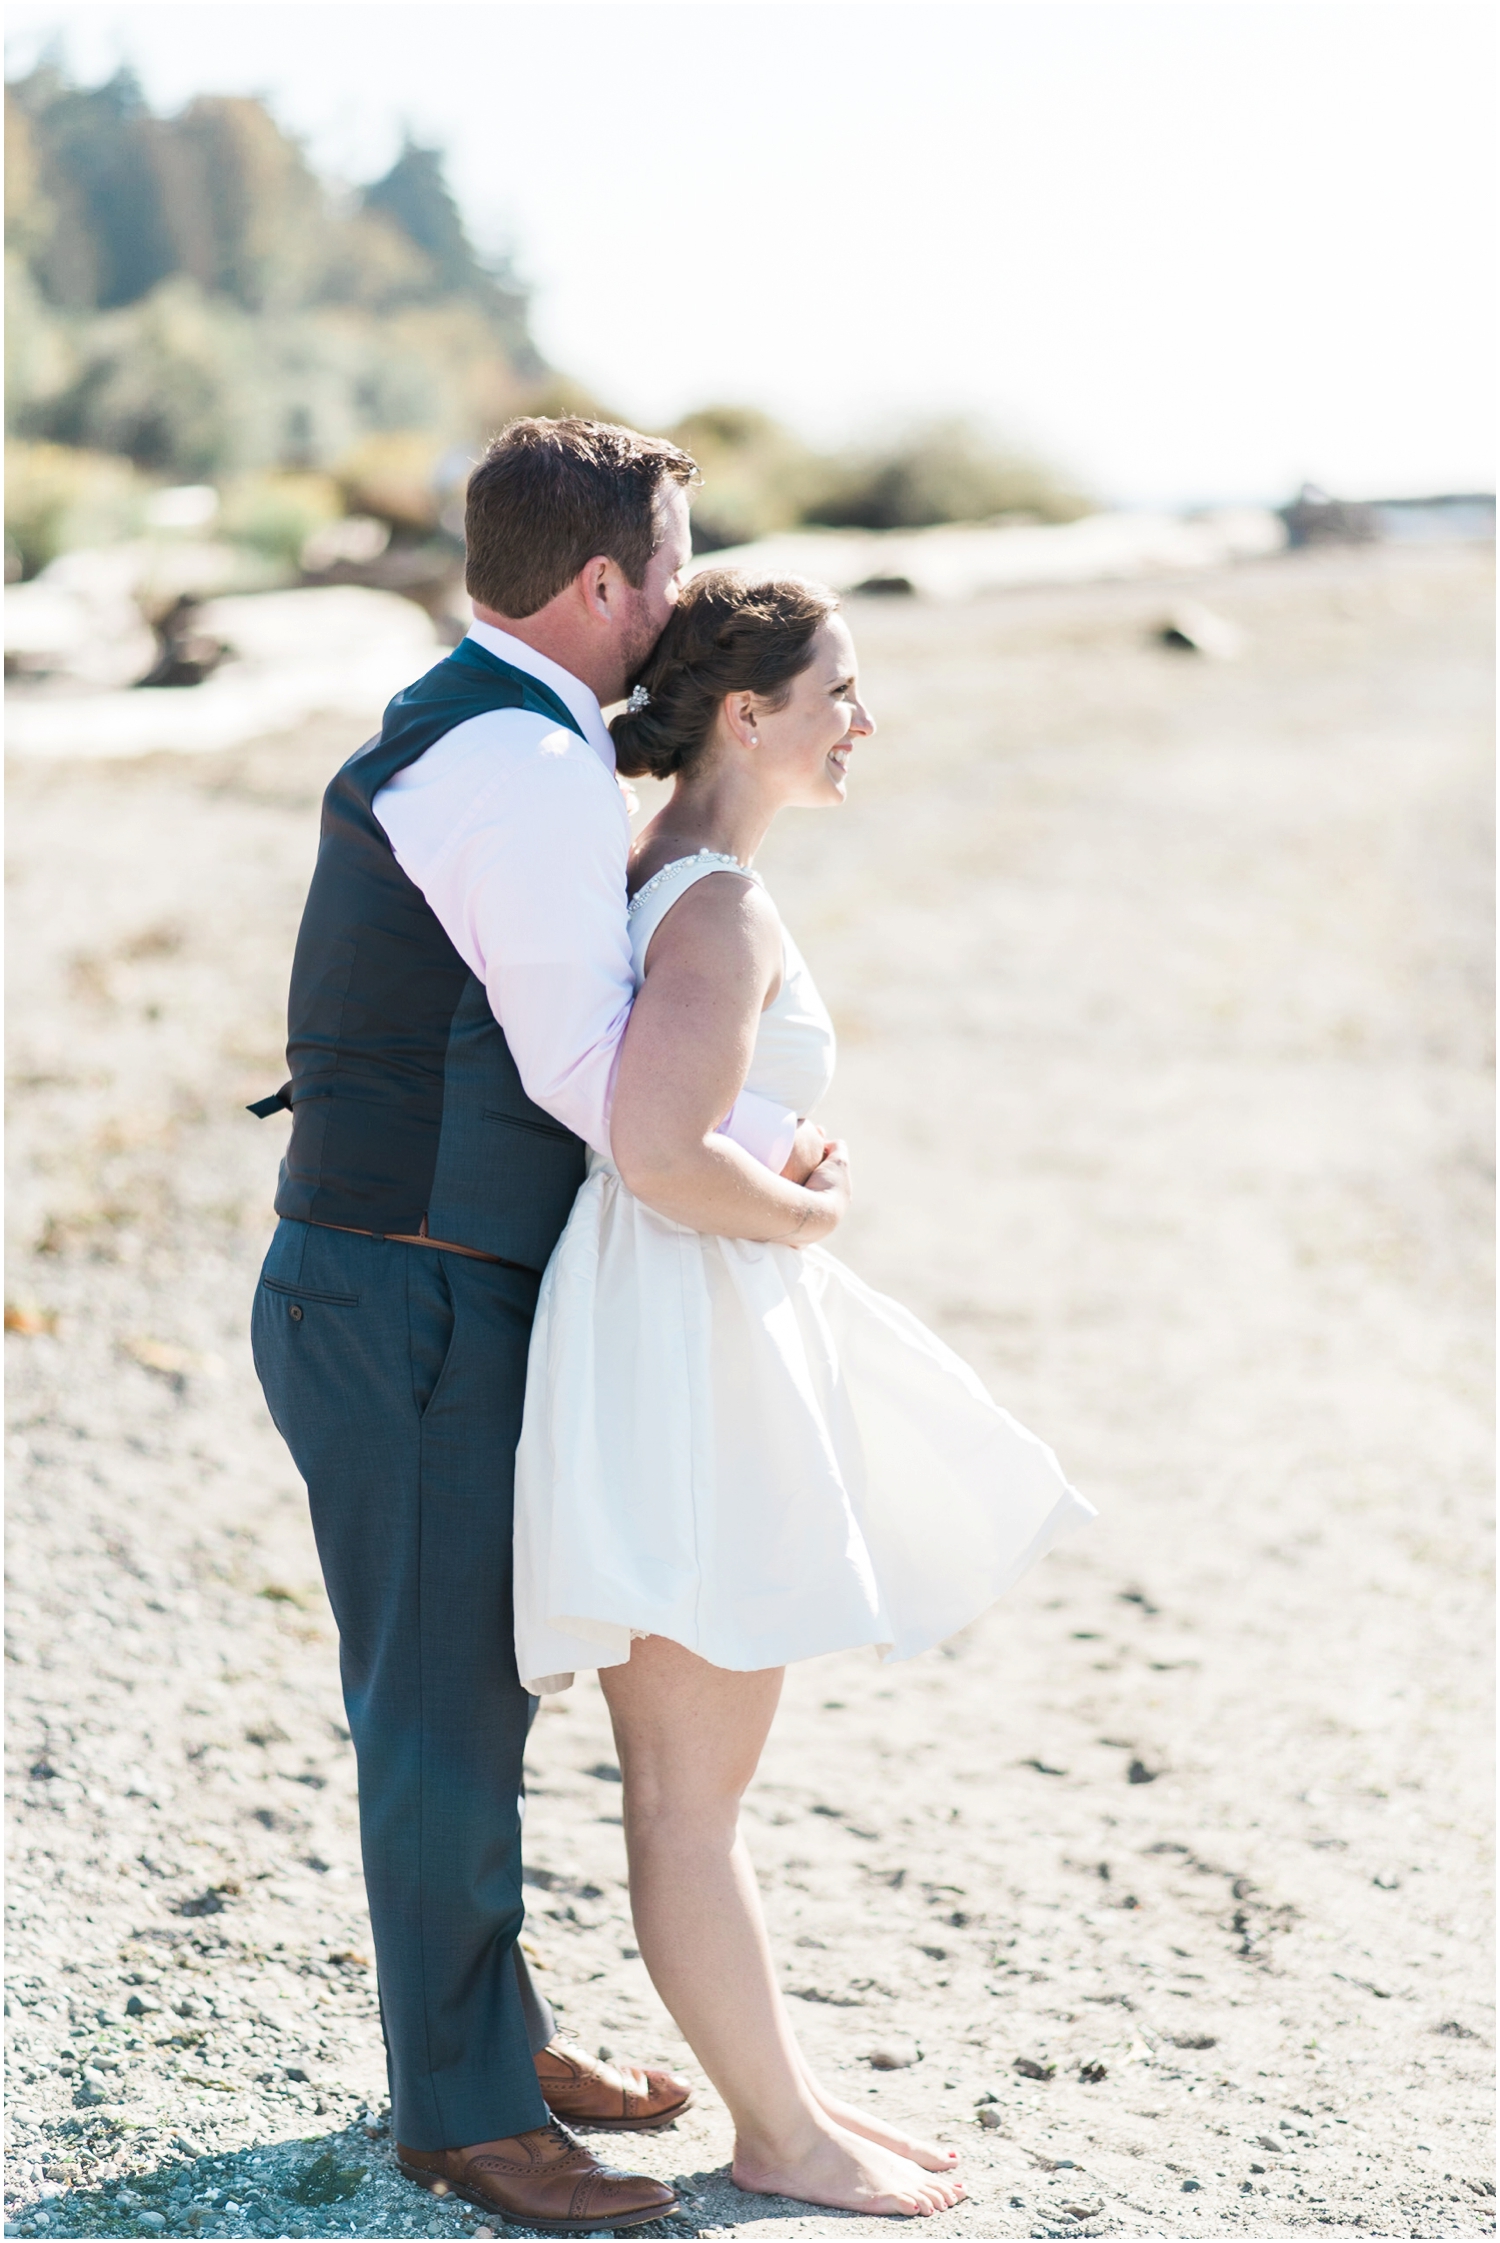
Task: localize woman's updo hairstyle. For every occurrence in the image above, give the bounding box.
[611,569,839,782]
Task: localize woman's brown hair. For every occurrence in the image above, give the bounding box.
[610,569,839,781]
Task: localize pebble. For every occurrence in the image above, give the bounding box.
[3,582,1493,2243]
[867,2041,920,2070]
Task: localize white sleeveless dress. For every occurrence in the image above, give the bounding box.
[513,852,1094,1695]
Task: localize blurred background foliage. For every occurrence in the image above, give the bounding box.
[5,61,1088,579]
[807,419,1088,534]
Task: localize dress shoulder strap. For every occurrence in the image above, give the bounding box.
[626,850,763,975]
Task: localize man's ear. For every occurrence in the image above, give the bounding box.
[577,554,626,624]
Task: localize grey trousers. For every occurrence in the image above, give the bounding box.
[252,1218,555,2150]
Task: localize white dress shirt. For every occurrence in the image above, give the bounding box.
[372,620,797,1169]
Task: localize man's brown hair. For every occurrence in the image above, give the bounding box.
[464,417,698,618]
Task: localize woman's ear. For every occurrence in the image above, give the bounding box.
[722,692,760,751]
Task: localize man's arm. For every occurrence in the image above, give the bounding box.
[374,710,796,1164]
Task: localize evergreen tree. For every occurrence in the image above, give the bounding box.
[362,140,480,297]
[360,138,537,364]
[12,67,177,309]
[158,96,326,313]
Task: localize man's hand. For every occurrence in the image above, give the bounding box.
[783,1138,850,1243]
[780,1117,831,1186]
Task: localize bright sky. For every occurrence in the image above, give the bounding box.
[6,1,1495,507]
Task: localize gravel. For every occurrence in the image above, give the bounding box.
[6,545,1494,2237]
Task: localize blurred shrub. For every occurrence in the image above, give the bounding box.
[217,470,342,565]
[5,440,151,577]
[6,255,78,413]
[807,418,1088,530]
[14,278,534,488]
[334,432,448,534]
[29,278,259,476]
[662,408,1090,548]
[666,405,830,552]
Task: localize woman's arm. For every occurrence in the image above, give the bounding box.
[611,875,850,1243]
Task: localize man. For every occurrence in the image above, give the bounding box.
[250,420,806,2232]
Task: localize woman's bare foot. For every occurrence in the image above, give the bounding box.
[806,2081,960,2172]
[732,2118,966,2218]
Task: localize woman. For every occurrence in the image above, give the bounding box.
[514,572,1093,2218]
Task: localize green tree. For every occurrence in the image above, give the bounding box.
[5,63,548,482]
[360,139,538,368]
[362,140,483,296]
[10,66,176,309]
[156,95,327,312]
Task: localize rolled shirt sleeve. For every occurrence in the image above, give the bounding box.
[720,1088,798,1173]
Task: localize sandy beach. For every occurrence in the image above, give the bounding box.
[5,540,1493,2241]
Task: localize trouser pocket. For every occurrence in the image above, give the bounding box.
[407,1254,456,1419]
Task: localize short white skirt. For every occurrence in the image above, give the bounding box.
[513,1162,1094,1695]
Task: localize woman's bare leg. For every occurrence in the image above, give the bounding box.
[599,1637,964,2217]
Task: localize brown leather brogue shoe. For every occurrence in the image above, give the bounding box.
[535,2035,694,2131]
[397,2120,676,2234]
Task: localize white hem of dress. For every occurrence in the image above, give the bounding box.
[519,1479,1095,1696]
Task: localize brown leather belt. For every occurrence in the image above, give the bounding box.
[307,1216,508,1266]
